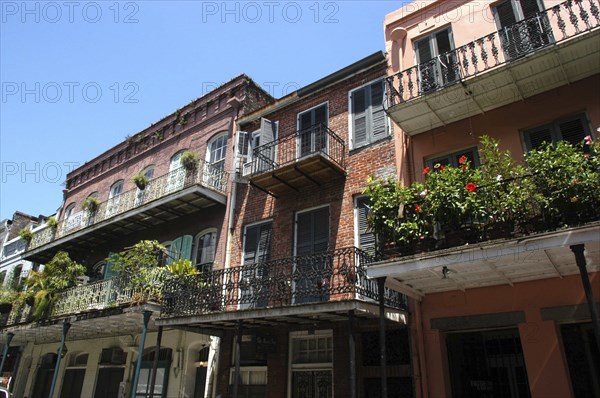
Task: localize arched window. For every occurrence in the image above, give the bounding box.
[134,165,155,206]
[106,181,124,217]
[166,151,186,192]
[63,203,76,221]
[91,260,107,282]
[142,165,155,179]
[137,348,173,398]
[206,133,228,172]
[193,229,217,272]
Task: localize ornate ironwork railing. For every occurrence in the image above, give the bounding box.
[245,123,346,176]
[161,247,406,318]
[0,272,166,327]
[386,0,600,106]
[28,161,228,250]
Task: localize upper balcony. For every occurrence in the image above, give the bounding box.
[242,123,346,196]
[159,247,406,331]
[0,273,162,343]
[24,161,228,263]
[386,0,600,135]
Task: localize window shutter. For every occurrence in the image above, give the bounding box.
[296,212,313,257]
[415,37,433,63]
[104,252,118,279]
[519,0,541,19]
[558,117,586,146]
[259,118,277,164]
[296,207,329,256]
[525,126,552,150]
[169,236,183,264]
[435,30,452,54]
[180,235,193,261]
[357,197,376,254]
[352,88,368,147]
[257,224,272,263]
[244,223,272,265]
[312,207,329,254]
[370,81,387,141]
[496,1,517,29]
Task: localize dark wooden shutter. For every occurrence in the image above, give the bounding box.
[558,117,586,146]
[415,37,433,63]
[357,197,376,254]
[296,207,329,256]
[519,0,541,19]
[525,125,552,150]
[352,87,368,147]
[370,80,387,141]
[260,118,277,164]
[496,0,517,29]
[435,30,452,54]
[244,223,272,265]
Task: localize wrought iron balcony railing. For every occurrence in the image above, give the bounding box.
[161,247,405,318]
[0,272,165,328]
[244,123,346,176]
[386,0,600,106]
[28,161,228,250]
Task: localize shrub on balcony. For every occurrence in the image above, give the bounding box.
[109,240,168,301]
[19,228,33,243]
[46,216,58,230]
[181,150,199,171]
[132,173,150,190]
[0,288,16,314]
[526,137,600,228]
[167,259,198,277]
[25,251,86,320]
[81,196,100,213]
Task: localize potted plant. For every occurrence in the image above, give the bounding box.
[0,288,16,314]
[181,150,199,171]
[46,216,58,230]
[132,173,150,190]
[167,259,198,277]
[19,228,33,244]
[82,196,100,213]
[25,251,86,320]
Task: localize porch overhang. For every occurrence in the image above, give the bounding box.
[156,300,406,332]
[0,303,161,345]
[23,185,225,264]
[367,224,600,300]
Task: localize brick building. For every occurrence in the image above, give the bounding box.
[0,75,273,398]
[159,52,410,398]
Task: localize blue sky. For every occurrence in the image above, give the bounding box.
[0,1,404,220]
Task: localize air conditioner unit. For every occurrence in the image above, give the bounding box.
[242,162,254,177]
[100,347,127,365]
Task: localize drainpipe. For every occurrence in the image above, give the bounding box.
[232,320,243,398]
[131,311,152,398]
[348,311,357,398]
[49,319,70,398]
[570,244,600,353]
[148,326,163,398]
[377,277,388,398]
[225,104,241,271]
[0,332,14,375]
[414,300,429,398]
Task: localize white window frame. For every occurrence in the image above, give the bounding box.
[193,228,218,271]
[296,102,329,159]
[206,132,229,170]
[348,78,390,150]
[287,330,334,398]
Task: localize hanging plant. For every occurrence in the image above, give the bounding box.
[82,196,100,213]
[181,150,199,171]
[19,228,33,243]
[132,173,150,190]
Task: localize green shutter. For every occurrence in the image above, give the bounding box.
[169,235,193,263]
[169,237,182,265]
[104,252,119,279]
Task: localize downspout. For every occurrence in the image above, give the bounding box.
[131,311,152,398]
[225,103,241,271]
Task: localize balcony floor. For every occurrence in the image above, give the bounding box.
[367,224,600,299]
[24,185,225,264]
[387,29,600,135]
[249,153,346,196]
[157,300,406,331]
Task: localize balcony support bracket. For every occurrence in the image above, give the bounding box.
[249,181,278,199]
[294,165,321,187]
[273,173,300,191]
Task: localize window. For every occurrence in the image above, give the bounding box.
[425,147,480,169]
[134,165,155,206]
[240,222,272,309]
[355,196,375,255]
[106,181,124,217]
[298,103,328,157]
[63,203,75,221]
[167,235,193,265]
[136,348,172,398]
[295,206,329,256]
[289,330,333,398]
[523,114,591,151]
[193,229,217,271]
[493,0,553,60]
[414,28,459,93]
[249,119,278,174]
[207,133,228,172]
[166,151,186,193]
[350,79,389,149]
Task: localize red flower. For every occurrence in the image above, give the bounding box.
[459,155,467,165]
[573,180,577,185]
[465,182,477,192]
[440,165,445,171]
[415,204,420,213]
[423,167,431,174]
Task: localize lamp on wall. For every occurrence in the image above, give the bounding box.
[58,344,68,359]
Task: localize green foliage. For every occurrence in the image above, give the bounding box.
[181,150,199,170]
[0,288,17,305]
[132,173,150,190]
[167,259,198,277]
[25,251,86,319]
[46,216,58,229]
[81,196,100,212]
[19,228,33,243]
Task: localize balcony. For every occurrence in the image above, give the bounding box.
[243,124,346,196]
[159,247,406,331]
[0,273,163,343]
[24,161,228,263]
[385,0,600,135]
